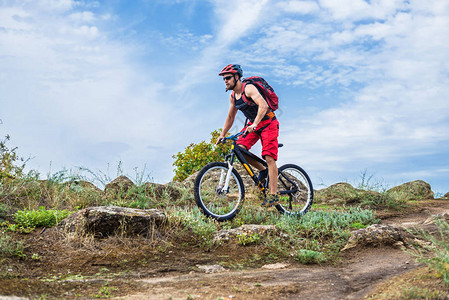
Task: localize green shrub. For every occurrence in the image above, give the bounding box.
[0,231,25,257]
[0,135,25,179]
[14,207,73,228]
[237,233,260,246]
[294,249,326,264]
[172,129,231,182]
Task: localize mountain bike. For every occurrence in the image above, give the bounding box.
[194,132,313,221]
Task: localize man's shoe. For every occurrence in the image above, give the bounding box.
[261,194,279,207]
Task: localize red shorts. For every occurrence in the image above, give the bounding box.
[237,118,279,161]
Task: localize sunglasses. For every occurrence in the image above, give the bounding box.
[223,75,233,81]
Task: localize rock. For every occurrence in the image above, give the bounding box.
[262,263,290,270]
[181,171,198,189]
[444,192,449,200]
[342,224,409,251]
[144,182,183,200]
[386,180,434,201]
[104,176,135,196]
[314,182,381,204]
[66,180,102,193]
[58,206,166,238]
[196,264,227,273]
[214,224,279,244]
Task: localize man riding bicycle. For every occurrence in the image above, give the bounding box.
[216,64,280,207]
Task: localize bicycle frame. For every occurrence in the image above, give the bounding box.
[225,139,268,193]
[220,132,299,197]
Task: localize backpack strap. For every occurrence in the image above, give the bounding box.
[242,81,274,111]
[233,81,256,106]
[232,82,275,122]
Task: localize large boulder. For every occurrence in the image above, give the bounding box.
[58,206,166,238]
[386,180,434,201]
[314,182,381,205]
[342,224,410,251]
[104,176,135,196]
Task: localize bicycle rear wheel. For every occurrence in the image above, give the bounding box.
[275,164,313,216]
[194,162,245,221]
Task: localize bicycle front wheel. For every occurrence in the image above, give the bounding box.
[194,162,245,221]
[275,164,313,216]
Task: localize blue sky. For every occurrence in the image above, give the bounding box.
[1,0,448,195]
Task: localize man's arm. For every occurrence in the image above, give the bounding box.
[216,95,238,144]
[244,84,269,132]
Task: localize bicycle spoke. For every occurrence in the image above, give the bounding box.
[194,162,245,221]
[275,164,313,216]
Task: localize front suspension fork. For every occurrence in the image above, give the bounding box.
[221,161,233,193]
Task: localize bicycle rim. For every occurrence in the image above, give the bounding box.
[195,163,244,221]
[276,164,313,216]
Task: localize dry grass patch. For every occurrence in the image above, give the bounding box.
[364,266,449,299]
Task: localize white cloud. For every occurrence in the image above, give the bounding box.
[0,1,194,182]
[174,0,271,92]
[69,11,96,23]
[214,0,269,45]
[318,0,406,21]
[30,0,75,13]
[277,0,319,15]
[232,0,449,184]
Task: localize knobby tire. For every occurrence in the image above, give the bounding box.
[194,162,245,221]
[275,164,313,216]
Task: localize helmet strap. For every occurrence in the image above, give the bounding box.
[225,74,238,92]
[230,74,238,90]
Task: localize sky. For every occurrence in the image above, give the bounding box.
[1,0,448,195]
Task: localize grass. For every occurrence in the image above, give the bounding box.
[164,204,379,261]
[364,266,449,299]
[168,207,219,249]
[0,231,25,258]
[408,217,449,288]
[294,249,326,264]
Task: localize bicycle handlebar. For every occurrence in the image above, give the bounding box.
[219,131,246,144]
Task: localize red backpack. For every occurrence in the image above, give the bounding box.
[233,76,279,111]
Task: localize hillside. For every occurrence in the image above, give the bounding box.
[1,176,448,299]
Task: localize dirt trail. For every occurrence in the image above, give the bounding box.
[123,201,449,300]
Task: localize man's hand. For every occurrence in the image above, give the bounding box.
[216,135,225,145]
[245,124,258,134]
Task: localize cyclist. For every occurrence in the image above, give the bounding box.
[216,64,280,207]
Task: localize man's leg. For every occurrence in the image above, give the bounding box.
[259,118,279,205]
[265,155,278,195]
[237,145,266,171]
